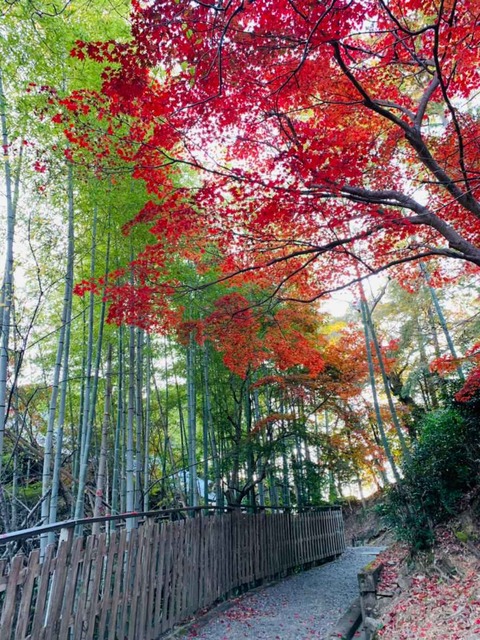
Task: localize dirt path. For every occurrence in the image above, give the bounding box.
[180,547,383,640]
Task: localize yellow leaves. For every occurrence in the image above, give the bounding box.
[322,319,347,339]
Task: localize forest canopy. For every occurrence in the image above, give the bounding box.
[0,0,478,541]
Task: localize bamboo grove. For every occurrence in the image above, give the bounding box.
[0,0,479,539]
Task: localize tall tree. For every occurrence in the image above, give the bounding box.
[62,0,480,321]
[0,70,16,527]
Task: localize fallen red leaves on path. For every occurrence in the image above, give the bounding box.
[375,531,480,639]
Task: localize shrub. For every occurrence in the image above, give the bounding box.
[379,407,479,550]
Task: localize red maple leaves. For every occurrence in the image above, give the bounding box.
[58,0,480,381]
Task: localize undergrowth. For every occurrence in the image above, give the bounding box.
[379,397,480,551]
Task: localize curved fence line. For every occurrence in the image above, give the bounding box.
[0,509,345,639]
[0,504,342,545]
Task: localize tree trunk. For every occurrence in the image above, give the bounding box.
[93,344,113,535]
[363,301,411,458]
[40,167,76,552]
[0,70,16,527]
[202,345,210,510]
[252,388,265,507]
[111,325,124,528]
[416,317,439,409]
[187,332,198,507]
[360,300,400,483]
[48,163,75,541]
[126,325,136,532]
[135,328,144,510]
[143,334,151,512]
[325,410,338,503]
[420,263,464,382]
[73,209,98,525]
[244,380,255,511]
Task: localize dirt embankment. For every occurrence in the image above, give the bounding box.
[345,492,480,639]
[342,492,394,548]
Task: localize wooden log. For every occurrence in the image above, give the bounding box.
[57,537,83,639]
[144,523,160,640]
[0,559,8,593]
[174,520,186,626]
[85,533,107,639]
[154,522,169,637]
[214,516,221,598]
[44,533,75,639]
[182,518,192,617]
[231,511,238,591]
[161,521,176,633]
[189,516,200,615]
[196,518,205,611]
[118,529,138,639]
[72,534,96,640]
[129,526,147,640]
[167,519,183,628]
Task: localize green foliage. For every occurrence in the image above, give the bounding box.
[454,530,469,543]
[18,481,43,504]
[379,407,479,550]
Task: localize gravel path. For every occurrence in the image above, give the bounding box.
[181,547,383,640]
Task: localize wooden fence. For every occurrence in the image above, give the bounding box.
[0,509,345,640]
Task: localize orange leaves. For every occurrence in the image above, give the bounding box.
[321,326,368,393]
[430,355,461,376]
[453,343,480,402]
[252,412,296,435]
[174,297,329,379]
[60,0,480,387]
[202,293,264,377]
[104,282,182,333]
[176,320,205,346]
[260,304,326,376]
[251,375,287,389]
[61,0,480,281]
[264,328,325,376]
[73,279,101,297]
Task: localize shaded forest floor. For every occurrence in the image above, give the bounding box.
[374,528,480,639]
[344,492,480,639]
[342,492,395,548]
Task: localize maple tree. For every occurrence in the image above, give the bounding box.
[55,0,480,325]
[176,294,328,378]
[2,0,479,538]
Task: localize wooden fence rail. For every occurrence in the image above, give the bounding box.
[0,509,345,640]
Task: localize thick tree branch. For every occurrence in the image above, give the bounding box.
[432,10,471,195]
[330,40,411,132]
[185,227,385,293]
[415,74,440,128]
[404,129,480,219]
[334,184,480,265]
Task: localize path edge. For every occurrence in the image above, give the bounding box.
[326,596,363,640]
[163,554,341,639]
